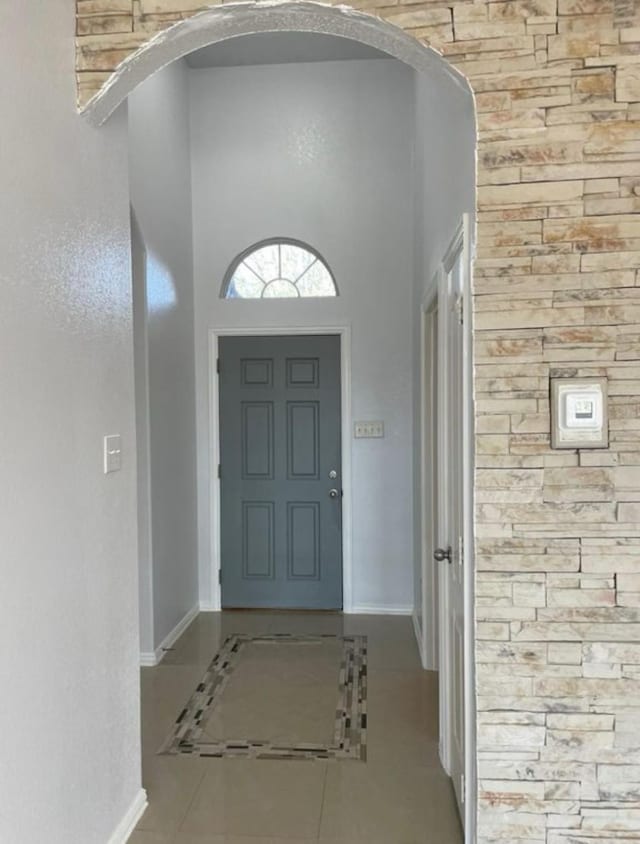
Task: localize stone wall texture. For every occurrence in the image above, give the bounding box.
[76,1,640,841]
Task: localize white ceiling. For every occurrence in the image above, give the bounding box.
[185,32,392,68]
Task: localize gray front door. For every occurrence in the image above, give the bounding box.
[219,335,343,609]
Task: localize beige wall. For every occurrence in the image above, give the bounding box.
[75,2,640,842]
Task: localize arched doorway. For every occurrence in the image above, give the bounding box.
[98,4,477,840]
[80,1,472,126]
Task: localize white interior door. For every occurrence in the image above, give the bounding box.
[437,223,469,822]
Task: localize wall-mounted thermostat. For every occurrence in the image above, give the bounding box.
[551,377,608,449]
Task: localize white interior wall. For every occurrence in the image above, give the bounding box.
[411,70,476,662]
[0,3,142,842]
[128,61,199,652]
[189,59,416,612]
[126,45,475,625]
[414,72,476,288]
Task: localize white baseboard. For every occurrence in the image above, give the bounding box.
[347,604,413,616]
[139,603,199,667]
[194,602,413,617]
[107,788,148,844]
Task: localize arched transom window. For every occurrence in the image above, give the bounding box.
[223,239,337,299]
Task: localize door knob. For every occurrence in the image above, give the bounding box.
[329,488,340,499]
[434,547,452,564]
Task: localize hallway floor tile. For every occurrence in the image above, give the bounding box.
[133,611,462,844]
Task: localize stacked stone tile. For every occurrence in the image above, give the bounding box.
[76,1,640,841]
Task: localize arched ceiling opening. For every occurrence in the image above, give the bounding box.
[80,0,474,126]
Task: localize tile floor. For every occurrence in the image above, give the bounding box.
[131,611,463,844]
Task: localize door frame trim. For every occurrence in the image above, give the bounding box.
[461,212,477,843]
[417,294,439,672]
[208,325,353,613]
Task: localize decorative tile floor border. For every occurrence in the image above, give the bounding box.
[159,633,368,761]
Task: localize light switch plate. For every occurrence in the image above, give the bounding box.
[103,434,122,473]
[551,377,608,449]
[354,421,384,439]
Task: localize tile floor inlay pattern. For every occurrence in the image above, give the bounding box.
[160,633,367,761]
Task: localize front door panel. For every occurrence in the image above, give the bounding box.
[219,335,342,609]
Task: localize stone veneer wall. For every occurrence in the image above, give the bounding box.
[76,2,640,842]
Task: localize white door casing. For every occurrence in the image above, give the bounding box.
[208,326,354,612]
[444,231,466,816]
[418,300,440,671]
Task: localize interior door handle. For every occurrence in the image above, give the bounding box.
[329,488,341,499]
[434,547,452,564]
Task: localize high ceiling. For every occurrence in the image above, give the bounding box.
[185,32,393,68]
